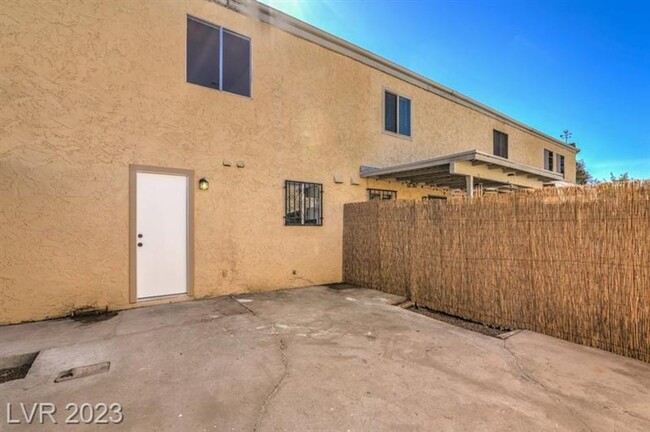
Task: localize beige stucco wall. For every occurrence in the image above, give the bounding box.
[0,0,576,324]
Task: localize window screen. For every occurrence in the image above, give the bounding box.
[187,18,220,90]
[493,130,508,158]
[222,29,251,97]
[384,91,397,133]
[398,96,411,136]
[544,149,554,171]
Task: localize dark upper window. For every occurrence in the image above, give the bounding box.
[222,29,251,97]
[285,181,323,226]
[493,130,508,158]
[557,154,565,175]
[544,149,554,171]
[398,96,411,136]
[187,18,220,90]
[368,189,397,200]
[186,17,251,97]
[384,91,411,137]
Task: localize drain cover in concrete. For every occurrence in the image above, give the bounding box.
[0,352,39,384]
[54,362,110,383]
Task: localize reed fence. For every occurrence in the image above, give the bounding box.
[343,181,649,362]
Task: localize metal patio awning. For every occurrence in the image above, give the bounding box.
[361,150,564,196]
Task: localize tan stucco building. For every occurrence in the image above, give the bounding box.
[0,0,578,324]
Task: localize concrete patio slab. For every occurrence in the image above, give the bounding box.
[1,286,649,431]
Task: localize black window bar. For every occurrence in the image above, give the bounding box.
[368,189,397,200]
[284,180,323,226]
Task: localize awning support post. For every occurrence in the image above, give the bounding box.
[466,175,474,199]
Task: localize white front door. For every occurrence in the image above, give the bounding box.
[135,171,189,299]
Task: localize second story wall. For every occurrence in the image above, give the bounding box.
[1,0,577,189]
[197,0,578,182]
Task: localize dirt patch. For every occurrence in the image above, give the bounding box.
[71,310,118,324]
[408,306,509,337]
[326,283,360,291]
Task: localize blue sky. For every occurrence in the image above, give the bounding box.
[260,0,650,180]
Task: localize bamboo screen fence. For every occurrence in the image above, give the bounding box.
[343,181,649,362]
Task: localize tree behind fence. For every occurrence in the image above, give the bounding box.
[343,182,649,362]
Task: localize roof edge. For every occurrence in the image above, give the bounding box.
[214,0,579,154]
[360,150,565,182]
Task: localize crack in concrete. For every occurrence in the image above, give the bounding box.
[230,296,257,316]
[230,296,290,432]
[503,339,593,432]
[254,332,289,432]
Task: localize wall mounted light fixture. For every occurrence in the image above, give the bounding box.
[198,178,209,191]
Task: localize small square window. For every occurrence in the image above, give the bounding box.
[368,189,397,200]
[398,96,411,136]
[285,181,323,226]
[384,90,411,137]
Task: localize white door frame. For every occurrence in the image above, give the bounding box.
[129,165,194,303]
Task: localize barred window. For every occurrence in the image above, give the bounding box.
[285,181,323,226]
[368,189,397,200]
